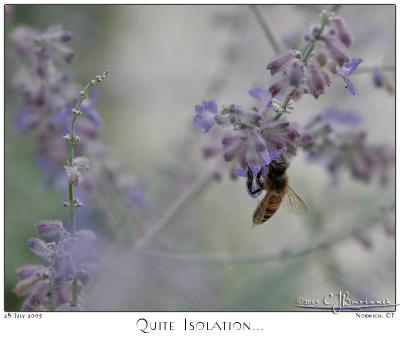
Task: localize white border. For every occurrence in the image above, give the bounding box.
[0,1,398,340]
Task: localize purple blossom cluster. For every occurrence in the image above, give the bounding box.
[12,68,110,311]
[9,24,147,233]
[303,106,394,185]
[14,220,96,311]
[193,10,367,196]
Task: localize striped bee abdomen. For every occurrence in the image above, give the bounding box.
[253,188,287,225]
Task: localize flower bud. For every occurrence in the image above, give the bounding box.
[55,44,75,63]
[27,238,52,260]
[266,51,295,75]
[372,70,383,87]
[307,63,326,99]
[16,264,46,280]
[323,35,350,67]
[21,280,50,311]
[201,146,221,158]
[65,166,83,186]
[13,275,40,297]
[331,17,352,48]
[288,62,304,87]
[315,51,327,66]
[72,157,90,172]
[356,233,373,250]
[268,78,285,97]
[35,220,64,238]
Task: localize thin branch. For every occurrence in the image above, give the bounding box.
[135,170,216,248]
[145,201,394,264]
[354,64,395,74]
[249,5,281,54]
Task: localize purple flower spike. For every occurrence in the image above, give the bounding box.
[193,100,219,133]
[337,57,363,96]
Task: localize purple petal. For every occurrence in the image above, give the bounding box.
[343,75,357,96]
[249,88,271,104]
[233,168,248,177]
[248,162,259,176]
[344,57,363,74]
[13,107,35,133]
[269,147,285,161]
[205,100,218,113]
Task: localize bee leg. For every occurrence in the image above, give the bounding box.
[256,171,264,189]
[248,187,263,196]
[246,169,254,194]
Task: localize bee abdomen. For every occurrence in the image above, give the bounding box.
[254,192,283,224]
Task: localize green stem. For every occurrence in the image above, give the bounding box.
[250,5,281,54]
[145,201,394,264]
[67,82,96,308]
[135,170,216,248]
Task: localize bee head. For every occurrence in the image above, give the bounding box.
[269,160,287,177]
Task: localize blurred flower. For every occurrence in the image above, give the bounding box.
[10,23,148,236]
[65,166,83,186]
[81,91,103,126]
[372,69,395,94]
[17,227,97,311]
[304,106,394,185]
[193,100,220,133]
[356,233,373,250]
[35,220,65,238]
[72,157,90,172]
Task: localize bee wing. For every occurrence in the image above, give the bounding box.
[282,186,308,215]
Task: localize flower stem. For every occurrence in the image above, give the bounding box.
[249,5,281,54]
[67,70,109,309]
[276,4,341,119]
[135,170,216,249]
[145,201,394,264]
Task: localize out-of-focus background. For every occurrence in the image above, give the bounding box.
[5,5,395,311]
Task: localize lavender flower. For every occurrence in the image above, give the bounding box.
[193,10,367,198]
[193,100,220,133]
[304,106,394,185]
[337,57,363,95]
[266,50,296,74]
[16,229,97,311]
[330,16,352,48]
[10,24,148,238]
[13,69,112,311]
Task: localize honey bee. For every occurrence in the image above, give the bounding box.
[247,160,307,225]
